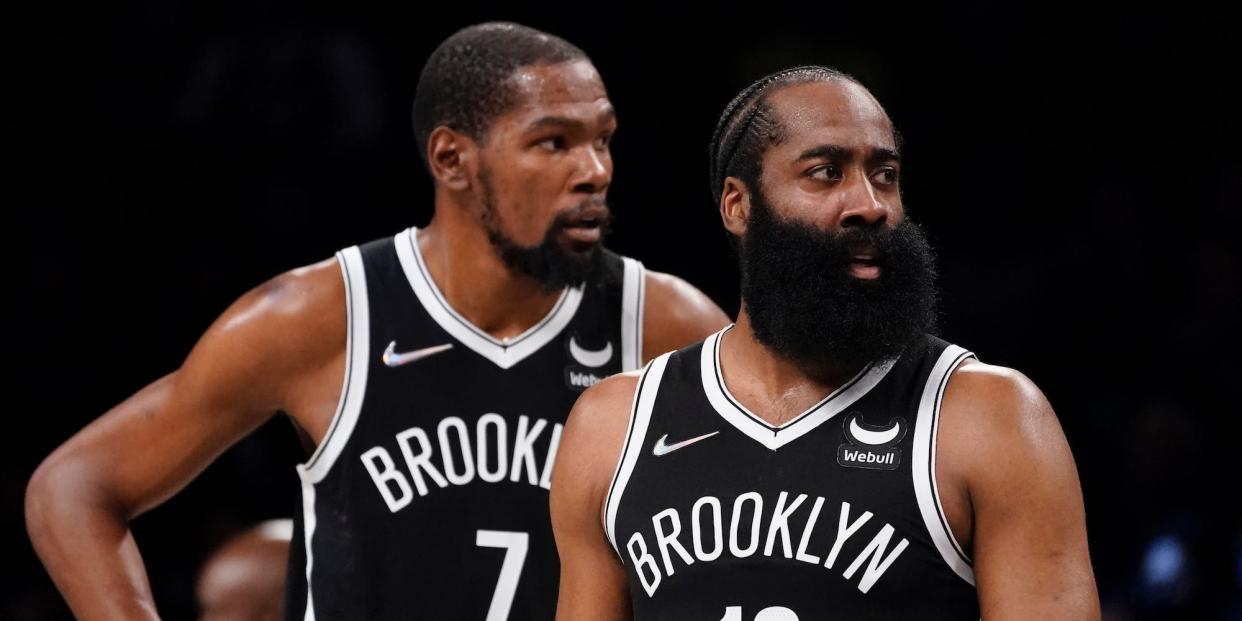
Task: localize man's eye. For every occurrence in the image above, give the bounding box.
[872,167,900,185]
[537,137,567,151]
[809,165,842,181]
[595,134,612,150]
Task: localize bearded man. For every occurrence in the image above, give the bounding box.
[550,65,1099,621]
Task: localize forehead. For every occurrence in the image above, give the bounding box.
[765,80,895,155]
[498,60,614,127]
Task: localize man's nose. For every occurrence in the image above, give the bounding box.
[837,170,889,229]
[571,146,611,194]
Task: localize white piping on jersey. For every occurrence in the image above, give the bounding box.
[604,353,671,558]
[294,246,372,620]
[620,256,645,371]
[698,326,897,451]
[297,472,318,621]
[299,246,372,482]
[911,345,977,586]
[395,227,585,369]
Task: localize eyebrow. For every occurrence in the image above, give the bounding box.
[526,107,617,132]
[796,144,902,163]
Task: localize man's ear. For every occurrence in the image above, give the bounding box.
[427,126,476,191]
[720,176,751,238]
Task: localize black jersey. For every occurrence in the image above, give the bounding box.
[606,327,980,620]
[284,227,645,620]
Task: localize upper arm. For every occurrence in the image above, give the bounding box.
[550,372,640,621]
[640,270,730,364]
[940,363,1099,620]
[30,258,345,519]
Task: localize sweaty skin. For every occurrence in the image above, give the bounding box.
[550,80,1098,621]
[25,58,728,620]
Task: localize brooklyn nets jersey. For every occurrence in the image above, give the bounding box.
[284,227,645,620]
[606,327,980,620]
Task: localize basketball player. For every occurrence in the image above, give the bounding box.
[197,520,292,621]
[25,23,729,620]
[551,66,1099,619]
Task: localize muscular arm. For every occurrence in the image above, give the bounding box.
[938,362,1100,620]
[550,373,641,621]
[641,270,730,364]
[25,259,345,620]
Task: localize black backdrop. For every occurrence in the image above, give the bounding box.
[12,2,1241,619]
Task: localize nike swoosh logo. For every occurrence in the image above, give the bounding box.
[848,417,902,445]
[652,431,720,457]
[569,337,613,368]
[382,341,453,367]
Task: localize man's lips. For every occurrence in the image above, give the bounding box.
[849,248,881,280]
[561,204,609,228]
[560,225,602,244]
[557,204,609,245]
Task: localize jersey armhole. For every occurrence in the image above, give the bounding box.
[602,352,670,560]
[911,345,977,586]
[297,246,372,483]
[291,246,371,621]
[620,257,645,371]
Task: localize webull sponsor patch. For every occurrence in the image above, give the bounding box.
[836,412,906,471]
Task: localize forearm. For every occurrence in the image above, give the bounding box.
[27,464,162,620]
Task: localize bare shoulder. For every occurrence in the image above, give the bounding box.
[563,370,643,440]
[175,255,346,421]
[234,257,344,333]
[199,257,345,362]
[641,269,730,361]
[939,363,1097,617]
[941,359,1059,440]
[938,359,1075,491]
[554,371,644,497]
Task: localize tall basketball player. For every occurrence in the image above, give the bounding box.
[25,23,729,620]
[551,66,1099,620]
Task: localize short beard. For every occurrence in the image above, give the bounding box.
[478,166,607,293]
[739,188,939,370]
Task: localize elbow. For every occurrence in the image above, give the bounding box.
[26,456,64,557]
[26,450,118,551]
[26,456,62,546]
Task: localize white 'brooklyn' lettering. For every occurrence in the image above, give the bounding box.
[360,414,562,512]
[625,491,909,596]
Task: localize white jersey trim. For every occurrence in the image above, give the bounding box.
[699,326,896,451]
[294,247,371,620]
[911,345,977,586]
[620,257,646,371]
[395,227,584,370]
[299,246,371,484]
[296,471,318,621]
[604,352,671,558]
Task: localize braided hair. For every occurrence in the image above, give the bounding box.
[707,65,855,203]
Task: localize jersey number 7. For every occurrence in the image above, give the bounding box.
[476,529,530,621]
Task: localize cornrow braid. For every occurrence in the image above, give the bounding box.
[707,65,852,202]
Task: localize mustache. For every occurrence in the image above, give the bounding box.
[549,197,613,231]
[753,217,899,264]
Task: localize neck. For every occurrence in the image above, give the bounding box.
[417,201,564,341]
[719,305,866,426]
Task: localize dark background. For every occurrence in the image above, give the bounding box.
[11,2,1241,619]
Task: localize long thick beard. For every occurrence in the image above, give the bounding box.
[739,191,940,369]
